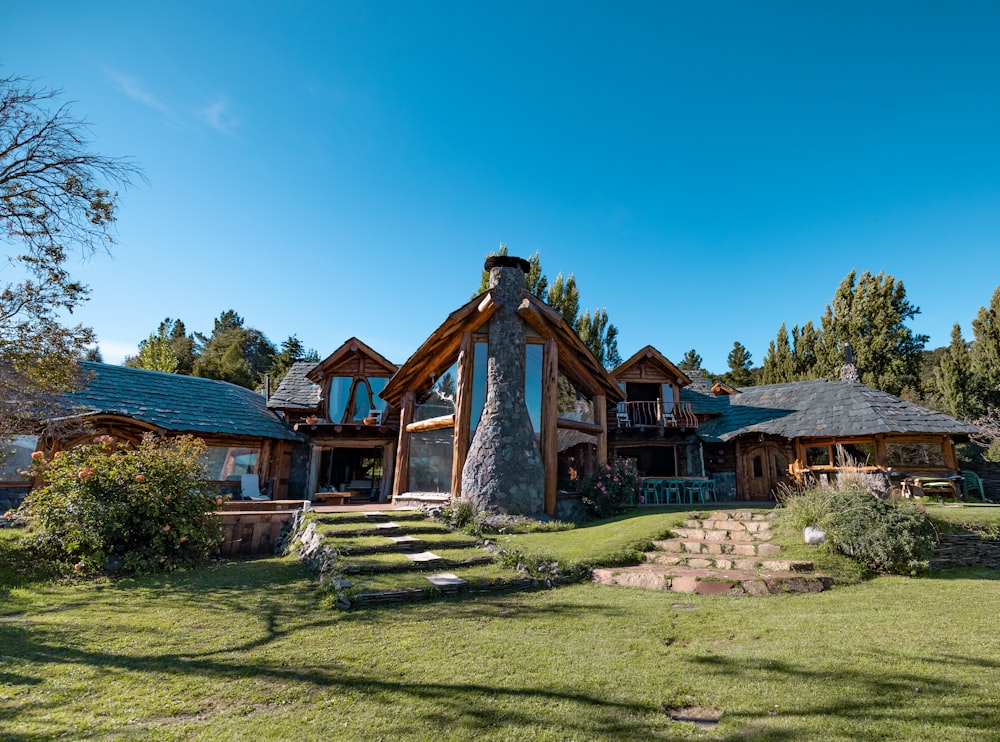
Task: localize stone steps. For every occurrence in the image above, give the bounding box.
[592,565,833,596]
[592,508,831,597]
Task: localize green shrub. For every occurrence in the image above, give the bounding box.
[778,483,938,575]
[579,459,639,519]
[21,434,223,575]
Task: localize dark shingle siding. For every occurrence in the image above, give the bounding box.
[267,362,321,410]
[68,362,299,440]
[696,379,981,443]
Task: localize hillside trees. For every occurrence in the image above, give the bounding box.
[0,74,140,442]
[678,349,702,371]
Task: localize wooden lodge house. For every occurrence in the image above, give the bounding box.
[6,256,983,513]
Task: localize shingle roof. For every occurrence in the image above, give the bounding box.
[695,379,982,443]
[267,362,321,410]
[66,362,300,440]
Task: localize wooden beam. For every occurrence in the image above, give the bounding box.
[555,417,604,435]
[594,394,607,466]
[393,391,415,498]
[406,414,456,434]
[451,332,474,500]
[541,338,559,518]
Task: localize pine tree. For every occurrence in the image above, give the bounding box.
[193,310,276,389]
[813,270,927,396]
[761,323,796,384]
[268,335,319,391]
[934,324,980,420]
[725,341,754,387]
[678,349,702,371]
[971,286,1000,410]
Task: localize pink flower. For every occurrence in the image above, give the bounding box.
[162,524,171,532]
[78,467,96,480]
[135,474,145,483]
[31,451,44,460]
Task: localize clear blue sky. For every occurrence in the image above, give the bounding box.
[5,1,999,373]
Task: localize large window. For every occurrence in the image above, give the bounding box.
[885,441,947,468]
[202,446,259,481]
[557,374,594,423]
[416,363,458,422]
[328,376,390,422]
[408,429,454,493]
[0,435,37,483]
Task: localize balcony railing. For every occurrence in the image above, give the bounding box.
[614,401,697,430]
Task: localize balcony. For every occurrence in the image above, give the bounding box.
[614,401,697,430]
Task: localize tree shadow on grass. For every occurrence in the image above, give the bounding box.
[0,612,667,741]
[688,650,999,740]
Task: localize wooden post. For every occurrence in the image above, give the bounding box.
[307,446,321,498]
[392,391,415,499]
[451,332,474,501]
[541,338,559,518]
[381,440,396,502]
[594,393,607,467]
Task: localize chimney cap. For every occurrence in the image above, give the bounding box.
[484,255,530,274]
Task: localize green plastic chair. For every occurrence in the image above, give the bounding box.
[962,470,986,501]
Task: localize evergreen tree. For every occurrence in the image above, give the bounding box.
[934,324,981,420]
[791,321,820,379]
[475,246,621,368]
[268,335,319,391]
[678,349,702,371]
[82,347,104,363]
[761,323,796,384]
[163,318,196,374]
[971,286,1000,409]
[813,270,927,396]
[724,341,754,387]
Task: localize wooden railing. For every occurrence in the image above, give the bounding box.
[615,401,697,429]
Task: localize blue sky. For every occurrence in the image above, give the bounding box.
[5,1,999,373]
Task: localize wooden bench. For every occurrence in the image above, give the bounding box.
[313,491,353,505]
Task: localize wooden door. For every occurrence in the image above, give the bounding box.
[739,441,789,500]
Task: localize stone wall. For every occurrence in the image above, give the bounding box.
[930,532,1000,570]
[959,460,1000,501]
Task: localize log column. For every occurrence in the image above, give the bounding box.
[451,332,474,501]
[541,338,559,517]
[393,390,415,499]
[594,394,607,466]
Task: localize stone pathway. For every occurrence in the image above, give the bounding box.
[592,510,832,596]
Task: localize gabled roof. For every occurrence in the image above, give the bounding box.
[308,337,398,381]
[612,345,692,386]
[268,362,321,410]
[695,379,982,443]
[65,362,300,441]
[381,289,624,407]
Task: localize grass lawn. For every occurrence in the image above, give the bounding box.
[2,510,1000,740]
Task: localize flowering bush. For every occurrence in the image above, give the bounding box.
[579,459,640,519]
[20,434,222,575]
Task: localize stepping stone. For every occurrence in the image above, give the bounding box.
[404,551,441,562]
[388,535,422,544]
[364,511,387,517]
[425,572,467,586]
[375,522,401,530]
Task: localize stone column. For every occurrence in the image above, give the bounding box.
[460,256,545,516]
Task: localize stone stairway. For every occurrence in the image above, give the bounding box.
[287,509,538,607]
[592,510,833,596]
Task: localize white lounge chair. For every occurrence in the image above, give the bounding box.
[240,474,269,501]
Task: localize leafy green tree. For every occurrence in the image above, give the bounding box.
[934,324,981,420]
[0,75,140,445]
[193,310,276,389]
[578,308,621,368]
[546,273,580,325]
[724,341,754,387]
[268,335,319,391]
[127,326,180,373]
[813,270,928,396]
[791,321,820,378]
[82,347,104,363]
[678,349,702,371]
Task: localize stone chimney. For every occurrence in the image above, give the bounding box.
[840,341,862,383]
[460,256,545,516]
